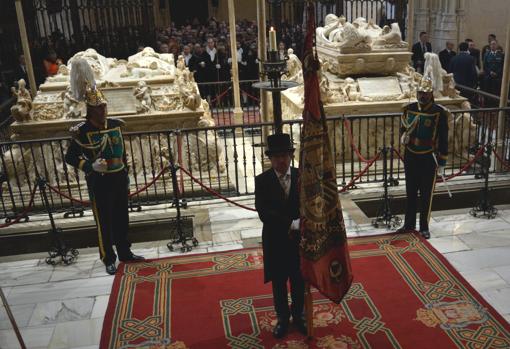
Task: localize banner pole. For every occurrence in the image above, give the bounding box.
[305,282,314,338]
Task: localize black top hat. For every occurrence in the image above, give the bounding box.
[265,133,295,156]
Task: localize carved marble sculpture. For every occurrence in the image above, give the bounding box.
[122,47,176,79]
[317,15,407,51]
[67,48,116,80]
[175,61,202,111]
[342,78,372,102]
[10,79,32,122]
[133,81,153,113]
[61,86,82,118]
[284,48,303,84]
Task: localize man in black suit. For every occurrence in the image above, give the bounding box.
[483,40,505,101]
[481,34,498,62]
[439,42,456,73]
[182,44,197,74]
[466,39,481,70]
[449,42,477,88]
[255,133,306,339]
[13,54,28,84]
[412,32,432,74]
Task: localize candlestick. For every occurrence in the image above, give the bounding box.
[269,26,277,52]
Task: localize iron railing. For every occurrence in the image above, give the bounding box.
[266,0,408,37]
[0,107,509,223]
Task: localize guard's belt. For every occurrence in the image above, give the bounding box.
[106,158,123,167]
[409,137,435,147]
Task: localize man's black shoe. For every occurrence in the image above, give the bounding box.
[272,319,289,339]
[420,229,431,239]
[120,254,145,262]
[105,263,117,275]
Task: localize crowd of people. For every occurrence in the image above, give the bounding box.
[412,31,506,105]
[0,17,306,106]
[1,16,508,109]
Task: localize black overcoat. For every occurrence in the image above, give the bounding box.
[255,167,300,283]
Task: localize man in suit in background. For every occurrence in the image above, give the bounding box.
[483,40,505,100]
[482,34,498,62]
[466,39,481,71]
[13,54,28,84]
[449,42,477,89]
[412,32,432,74]
[439,42,456,73]
[255,133,306,339]
[182,44,197,74]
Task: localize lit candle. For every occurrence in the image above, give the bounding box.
[269,27,277,52]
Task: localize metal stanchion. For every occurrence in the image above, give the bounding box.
[165,142,197,253]
[37,177,79,265]
[470,144,498,218]
[372,146,402,229]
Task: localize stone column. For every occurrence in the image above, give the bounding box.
[407,0,415,48]
[227,0,244,124]
[14,0,37,97]
[496,22,510,171]
[430,0,458,52]
[455,0,467,49]
[414,0,430,46]
[257,0,269,126]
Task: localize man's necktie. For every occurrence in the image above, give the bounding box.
[279,174,290,198]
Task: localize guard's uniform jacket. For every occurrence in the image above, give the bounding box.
[65,118,131,264]
[400,101,449,232]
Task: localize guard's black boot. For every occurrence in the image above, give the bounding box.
[105,263,117,275]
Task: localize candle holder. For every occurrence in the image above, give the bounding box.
[252,51,299,134]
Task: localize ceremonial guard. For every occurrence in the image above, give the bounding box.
[255,134,306,339]
[65,58,144,275]
[398,77,449,239]
[482,40,504,99]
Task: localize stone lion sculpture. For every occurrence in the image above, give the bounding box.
[10,79,32,122]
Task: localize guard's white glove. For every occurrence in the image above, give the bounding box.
[255,59,259,64]
[92,158,108,173]
[437,165,445,176]
[241,61,247,66]
[215,64,221,69]
[290,218,300,231]
[199,61,206,67]
[227,58,232,64]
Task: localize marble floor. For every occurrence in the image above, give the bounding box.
[1,201,510,348]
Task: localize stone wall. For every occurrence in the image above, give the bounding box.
[412,0,508,54]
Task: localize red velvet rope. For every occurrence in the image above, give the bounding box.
[178,150,381,211]
[0,185,38,228]
[339,151,381,193]
[392,148,405,162]
[343,118,376,163]
[210,87,232,104]
[240,89,260,102]
[178,165,258,212]
[437,145,487,182]
[493,148,510,170]
[393,145,487,182]
[45,166,170,206]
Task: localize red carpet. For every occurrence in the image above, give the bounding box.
[100,233,510,349]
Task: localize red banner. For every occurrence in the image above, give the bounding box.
[299,3,353,304]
